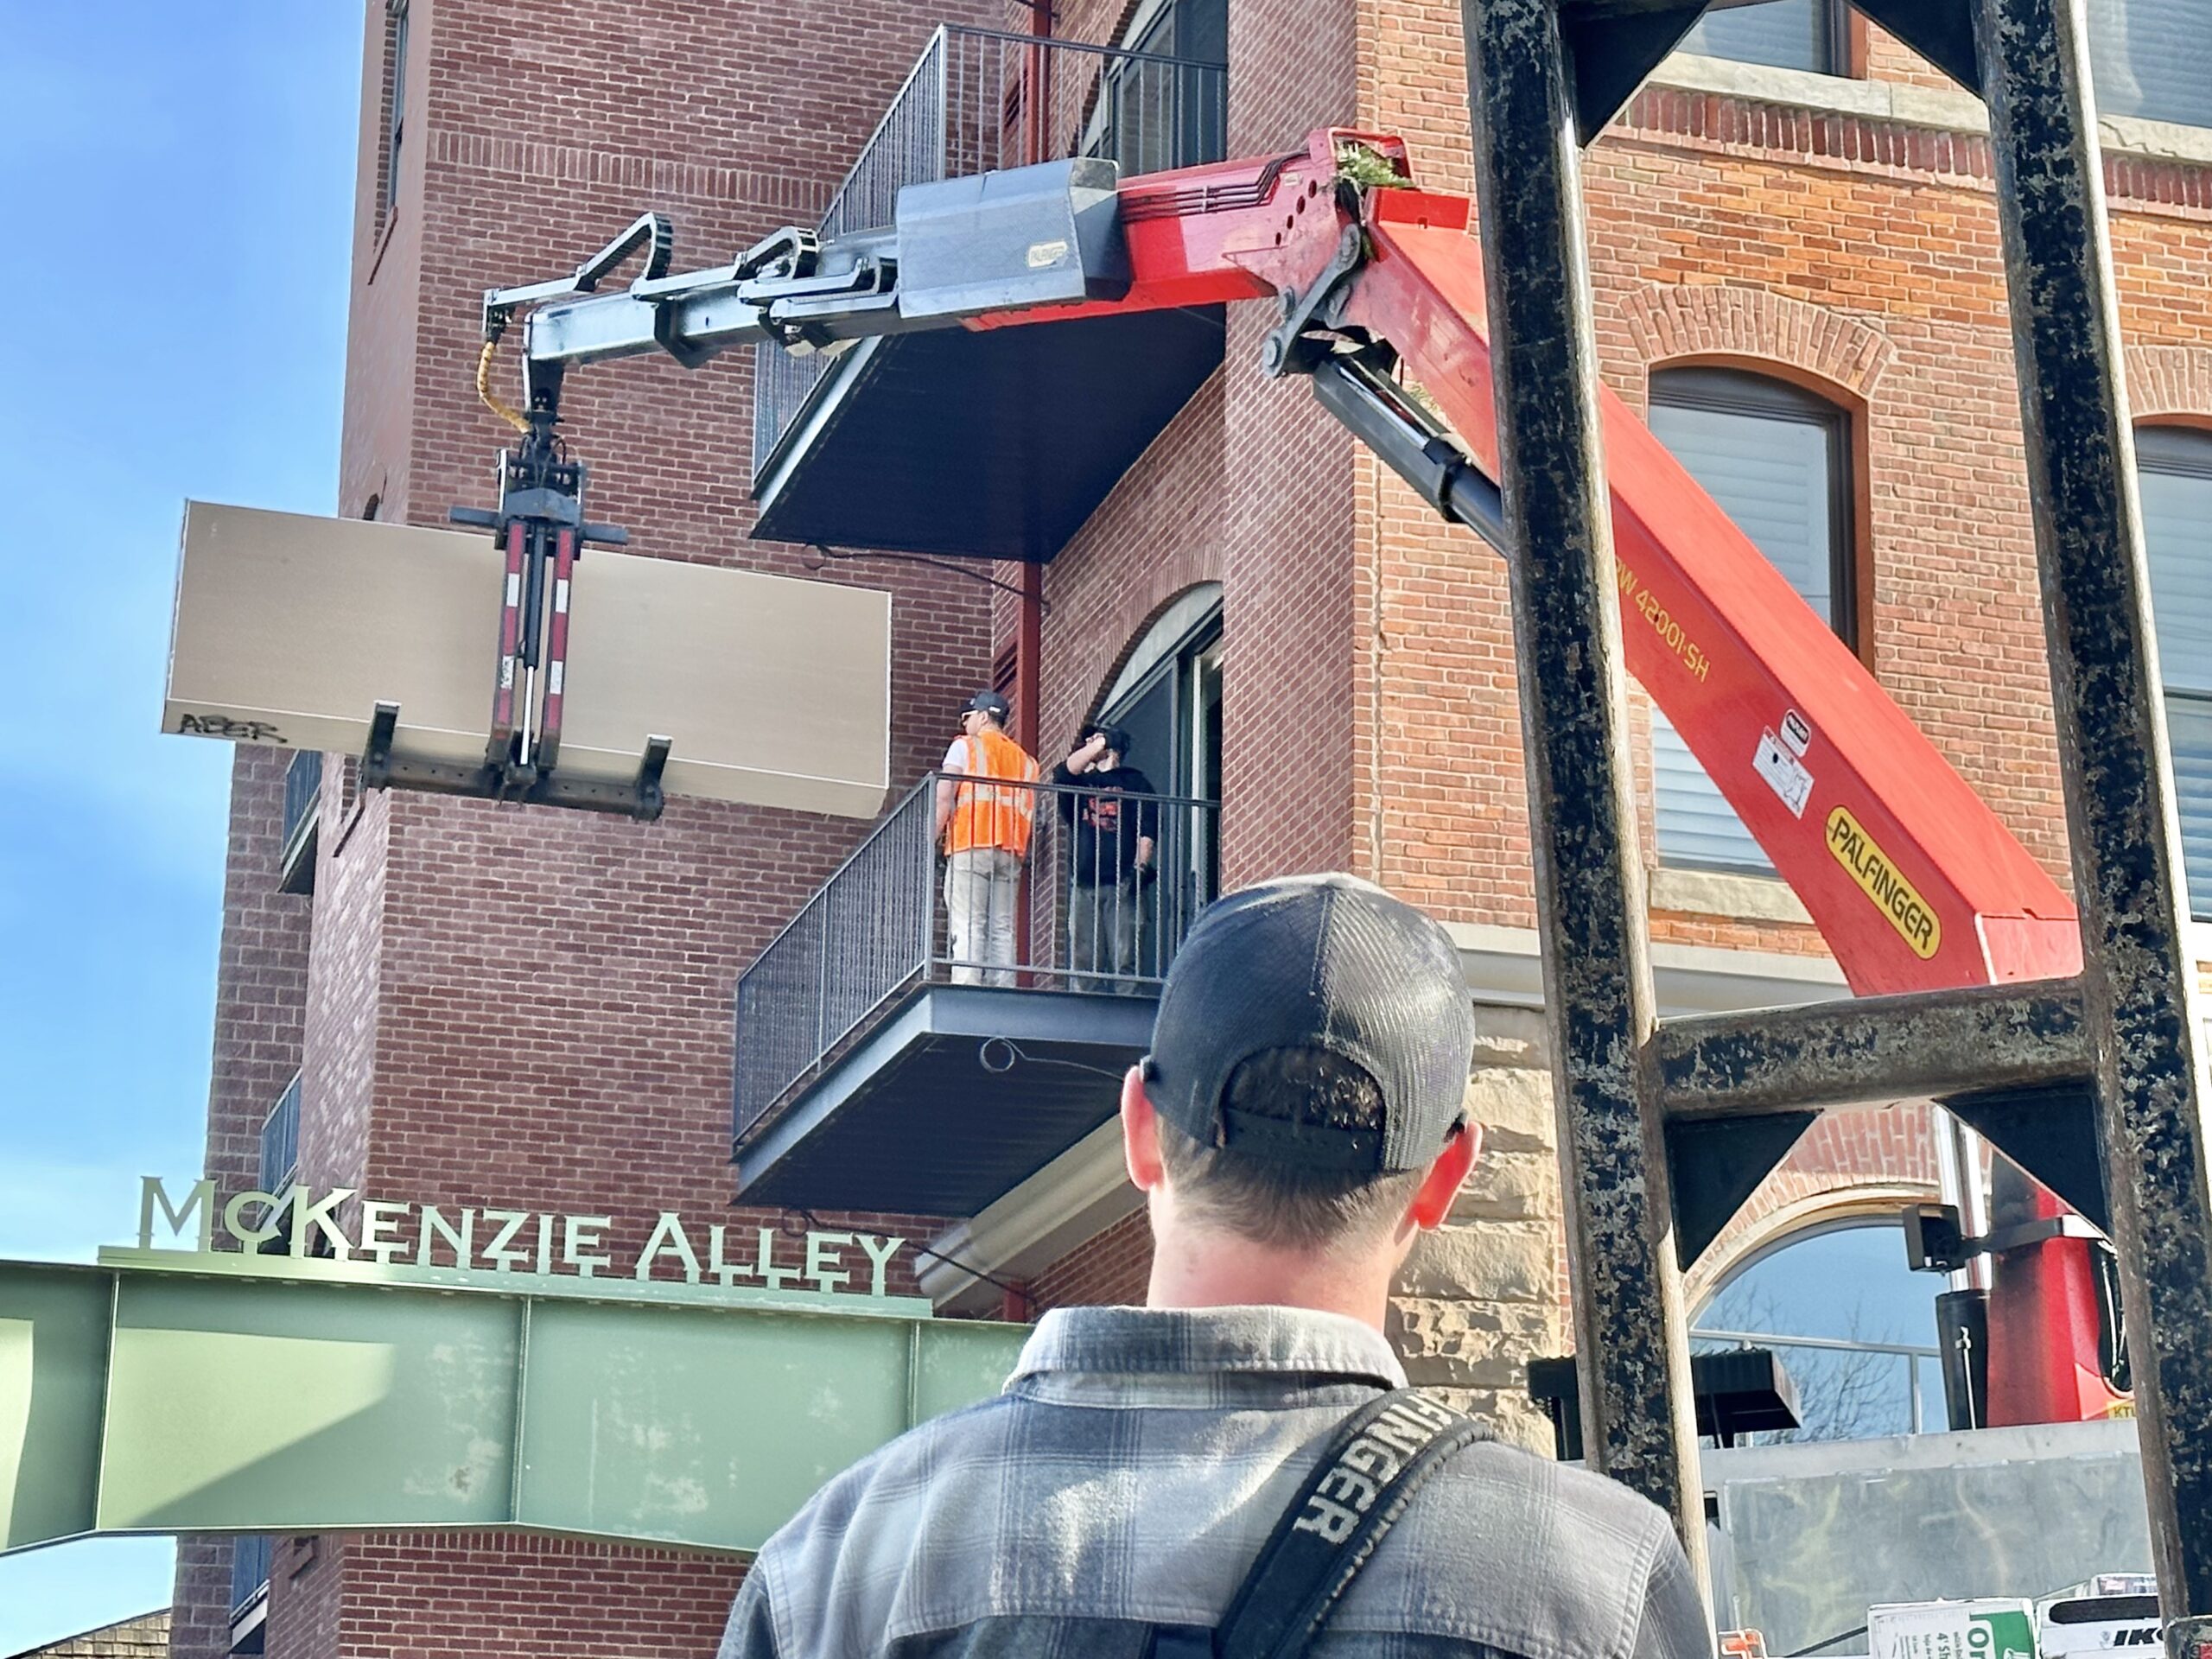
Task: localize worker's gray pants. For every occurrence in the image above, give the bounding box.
[944,847,1022,987]
[1066,876,1140,993]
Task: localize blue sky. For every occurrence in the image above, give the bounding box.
[0,4,359,1649]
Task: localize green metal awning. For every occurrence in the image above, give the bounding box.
[0,1251,1026,1555]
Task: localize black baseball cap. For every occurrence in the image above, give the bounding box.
[1142,874,1475,1173]
[963,689,1011,720]
[1084,722,1133,756]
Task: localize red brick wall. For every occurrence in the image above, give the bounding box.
[1038,372,1228,756]
[201,749,315,1203]
[268,1536,347,1659]
[1215,0,1363,884]
[272,1535,741,1659]
[340,0,422,526]
[1030,1206,1154,1312]
[196,3,1004,1656]
[172,748,315,1655]
[298,786,387,1206]
[170,1536,242,1659]
[1020,0,1368,883]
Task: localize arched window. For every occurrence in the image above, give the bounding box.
[1695,1214,1946,1441]
[1099,585,1224,798]
[2088,0,2212,129]
[1679,0,1848,77]
[2139,427,2212,918]
[1648,367,1856,872]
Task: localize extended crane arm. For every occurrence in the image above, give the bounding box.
[477,129,2079,995]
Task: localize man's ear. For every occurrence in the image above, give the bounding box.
[1122,1065,1166,1192]
[1407,1122,1482,1231]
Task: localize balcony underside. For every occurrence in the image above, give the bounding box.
[734,985,1157,1215]
[752,307,1224,563]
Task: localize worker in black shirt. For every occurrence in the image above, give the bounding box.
[1051,723,1158,992]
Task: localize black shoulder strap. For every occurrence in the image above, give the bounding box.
[1205,1387,1491,1659]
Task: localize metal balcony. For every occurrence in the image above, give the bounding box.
[750,24,1229,562]
[732,773,1217,1215]
[277,749,321,895]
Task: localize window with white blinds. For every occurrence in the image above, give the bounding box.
[2087,0,2212,129]
[1648,370,1853,873]
[1678,0,1847,74]
[2139,428,2212,919]
[1671,0,2210,128]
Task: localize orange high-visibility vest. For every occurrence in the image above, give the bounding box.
[944,729,1039,856]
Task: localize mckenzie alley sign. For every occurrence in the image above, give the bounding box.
[136,1176,907,1296]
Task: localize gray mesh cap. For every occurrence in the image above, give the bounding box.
[1143,874,1477,1173]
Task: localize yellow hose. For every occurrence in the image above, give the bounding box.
[476,338,531,434]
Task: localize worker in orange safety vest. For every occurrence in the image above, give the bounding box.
[934,690,1040,986]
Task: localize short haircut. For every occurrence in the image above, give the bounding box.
[1155,1046,1432,1253]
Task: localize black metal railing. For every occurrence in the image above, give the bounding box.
[734,772,1218,1139]
[260,1073,301,1192]
[229,1533,273,1618]
[279,749,322,893]
[752,23,1228,479]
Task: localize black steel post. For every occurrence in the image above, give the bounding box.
[1459,0,1705,1567]
[1973,0,2212,1632]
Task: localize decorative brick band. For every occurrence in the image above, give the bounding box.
[430,129,832,216]
[1616,282,1892,404]
[1618,85,2212,214]
[2128,344,2212,423]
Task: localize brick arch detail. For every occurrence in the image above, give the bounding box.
[2127,345,2212,423]
[1614,283,1894,410]
[1688,1179,1937,1308]
[1061,563,1225,738]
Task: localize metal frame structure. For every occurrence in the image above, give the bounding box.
[1464,0,2212,1640]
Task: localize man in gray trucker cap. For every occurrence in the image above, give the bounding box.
[720,874,1711,1658]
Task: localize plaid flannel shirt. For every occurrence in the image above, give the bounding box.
[719,1304,1713,1659]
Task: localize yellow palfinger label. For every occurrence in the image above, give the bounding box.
[1826,806,1942,960]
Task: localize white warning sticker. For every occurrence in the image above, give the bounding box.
[1781,709,1812,757]
[1754,728,1815,817]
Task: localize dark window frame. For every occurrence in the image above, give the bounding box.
[1643,365,1859,874]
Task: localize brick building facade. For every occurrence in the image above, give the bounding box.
[174,0,2211,1652]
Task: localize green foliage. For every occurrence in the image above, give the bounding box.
[1333,143,1408,190]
